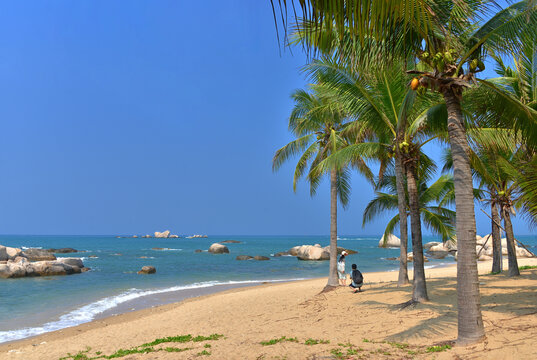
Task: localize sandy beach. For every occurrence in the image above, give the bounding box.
[2,258,537,360]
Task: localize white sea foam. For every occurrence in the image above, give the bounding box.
[0,278,304,344]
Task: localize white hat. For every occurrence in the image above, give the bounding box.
[341,251,348,256]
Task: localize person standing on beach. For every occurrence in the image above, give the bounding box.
[337,251,348,285]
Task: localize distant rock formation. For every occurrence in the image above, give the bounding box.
[221,240,242,244]
[187,235,208,238]
[194,249,203,253]
[142,235,151,238]
[208,243,229,254]
[137,266,156,274]
[154,230,171,238]
[253,256,270,261]
[378,234,401,248]
[273,251,290,257]
[236,255,253,260]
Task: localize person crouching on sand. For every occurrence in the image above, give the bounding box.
[337,251,348,285]
[349,264,363,293]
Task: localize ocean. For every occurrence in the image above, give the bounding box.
[1,234,534,344]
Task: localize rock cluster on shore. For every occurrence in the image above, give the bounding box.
[0,245,88,278]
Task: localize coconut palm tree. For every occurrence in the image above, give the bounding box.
[306,58,449,301]
[272,85,372,290]
[363,172,456,245]
[468,143,529,277]
[271,0,537,345]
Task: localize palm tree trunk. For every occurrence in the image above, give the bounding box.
[502,206,520,277]
[395,152,409,286]
[443,88,485,345]
[490,195,502,274]
[325,169,339,288]
[405,163,428,302]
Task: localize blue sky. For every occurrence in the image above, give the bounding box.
[0,1,532,236]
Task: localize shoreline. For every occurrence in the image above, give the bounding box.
[2,257,537,359]
[0,259,458,345]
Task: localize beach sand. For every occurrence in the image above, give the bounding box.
[2,258,537,359]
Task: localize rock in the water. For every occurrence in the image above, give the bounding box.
[194,249,203,253]
[0,258,86,278]
[236,255,253,260]
[89,255,98,258]
[253,256,270,261]
[208,243,229,254]
[378,234,401,248]
[56,257,84,268]
[21,248,57,261]
[132,235,138,238]
[154,230,171,238]
[221,240,242,244]
[142,235,151,238]
[321,246,357,256]
[46,248,78,254]
[297,245,330,261]
[137,266,156,274]
[152,247,165,250]
[423,242,441,251]
[406,252,429,262]
[288,246,301,256]
[169,235,179,238]
[273,252,290,257]
[386,257,398,261]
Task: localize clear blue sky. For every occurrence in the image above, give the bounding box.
[0,1,532,236]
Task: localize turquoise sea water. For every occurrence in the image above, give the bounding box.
[0,234,535,343]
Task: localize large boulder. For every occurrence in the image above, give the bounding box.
[297,245,330,261]
[378,234,401,248]
[154,230,171,238]
[208,243,229,254]
[137,266,156,274]
[21,248,56,261]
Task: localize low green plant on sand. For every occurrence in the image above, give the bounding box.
[519,265,537,271]
[59,333,223,360]
[426,344,452,353]
[304,338,330,345]
[260,336,299,346]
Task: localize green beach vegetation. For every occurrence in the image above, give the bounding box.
[271,0,537,346]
